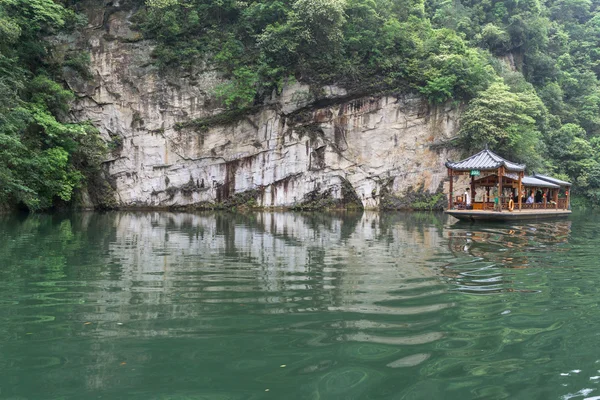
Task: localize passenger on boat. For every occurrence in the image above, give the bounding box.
[535,190,543,203]
[464,188,471,209]
[526,193,535,204]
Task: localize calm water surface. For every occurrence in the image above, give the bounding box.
[0,211,599,399]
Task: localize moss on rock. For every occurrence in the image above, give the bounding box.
[291,179,363,211]
[380,183,446,211]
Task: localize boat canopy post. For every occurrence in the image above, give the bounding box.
[470,175,475,206]
[448,168,453,209]
[498,166,503,212]
[518,171,523,211]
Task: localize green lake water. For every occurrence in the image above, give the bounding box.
[1,211,599,399]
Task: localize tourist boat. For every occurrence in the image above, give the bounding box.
[444,149,572,221]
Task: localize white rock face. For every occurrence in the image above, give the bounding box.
[64,1,460,209]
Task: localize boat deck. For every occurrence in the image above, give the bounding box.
[445,209,571,221]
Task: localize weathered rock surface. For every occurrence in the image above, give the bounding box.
[61,0,460,210]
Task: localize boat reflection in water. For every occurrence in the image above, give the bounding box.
[442,219,572,294]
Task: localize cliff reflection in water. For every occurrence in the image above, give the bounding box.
[94,211,451,324]
[0,211,455,398]
[0,211,585,399]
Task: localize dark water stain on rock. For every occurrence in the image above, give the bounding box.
[333,115,348,152]
[216,155,258,202]
[310,146,326,171]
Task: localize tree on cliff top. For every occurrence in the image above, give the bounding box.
[137,0,498,107]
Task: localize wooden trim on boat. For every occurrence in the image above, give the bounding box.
[445,209,572,222]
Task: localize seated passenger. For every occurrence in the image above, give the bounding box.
[526,193,535,204]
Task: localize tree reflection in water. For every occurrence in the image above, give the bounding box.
[1,211,598,400]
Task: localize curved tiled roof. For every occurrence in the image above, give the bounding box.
[446,149,526,172]
[522,176,559,188]
[475,174,559,188]
[533,173,572,187]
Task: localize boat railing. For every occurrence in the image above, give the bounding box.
[456,196,569,211]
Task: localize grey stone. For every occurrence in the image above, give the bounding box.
[63,6,462,210]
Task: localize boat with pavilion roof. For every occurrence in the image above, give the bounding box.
[444,149,572,221]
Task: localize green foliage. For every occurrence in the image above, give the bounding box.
[135,0,498,106]
[380,183,447,210]
[460,81,546,166]
[476,24,511,54]
[214,68,259,109]
[0,0,105,211]
[410,192,446,211]
[63,51,92,80]
[175,107,256,132]
[427,0,600,203]
[146,0,179,8]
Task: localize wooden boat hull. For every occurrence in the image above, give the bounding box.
[445,209,572,222]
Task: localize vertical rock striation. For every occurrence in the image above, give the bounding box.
[60,1,460,210]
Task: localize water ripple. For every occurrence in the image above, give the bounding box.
[0,211,598,399]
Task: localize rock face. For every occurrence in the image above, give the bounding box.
[61,0,460,210]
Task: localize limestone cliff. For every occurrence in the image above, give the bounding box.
[57,0,460,210]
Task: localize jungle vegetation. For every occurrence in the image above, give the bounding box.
[0,0,105,211]
[2,0,600,208]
